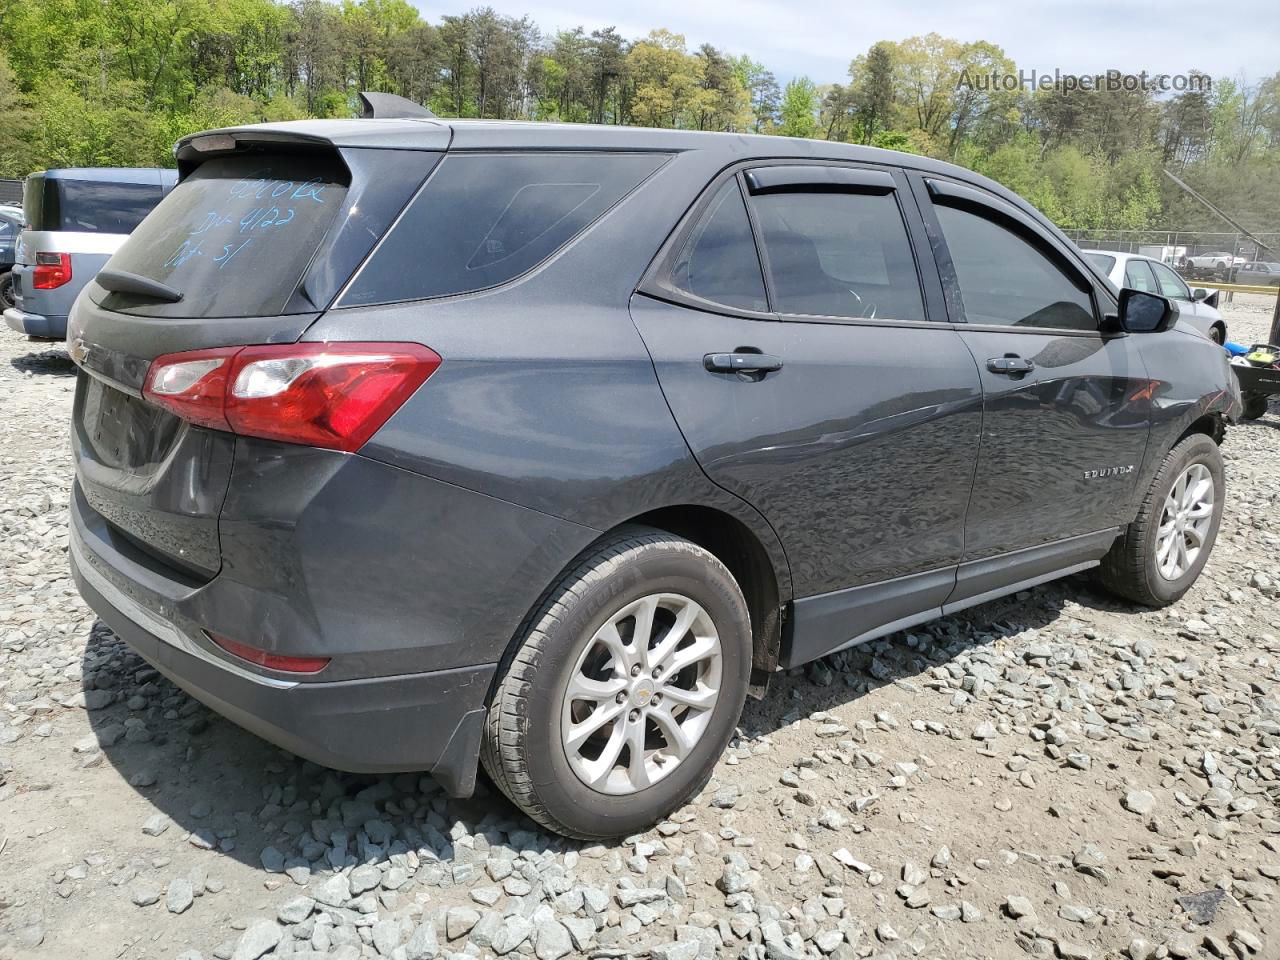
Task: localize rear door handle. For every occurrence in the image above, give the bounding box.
[987,355,1035,375]
[704,352,784,374]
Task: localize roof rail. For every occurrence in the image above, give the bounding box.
[358,92,436,120]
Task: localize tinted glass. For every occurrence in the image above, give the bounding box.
[671,179,766,311]
[1149,261,1190,300]
[102,154,348,318]
[0,218,13,238]
[1084,252,1116,273]
[1124,259,1157,292]
[344,152,667,306]
[54,180,164,233]
[752,189,925,321]
[934,204,1095,331]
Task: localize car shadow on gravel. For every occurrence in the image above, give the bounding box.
[80,571,1141,876]
[737,571,1142,739]
[10,348,74,377]
[79,622,595,881]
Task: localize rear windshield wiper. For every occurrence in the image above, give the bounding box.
[95,268,184,303]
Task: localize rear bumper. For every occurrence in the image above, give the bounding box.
[69,489,495,794]
[4,306,67,338]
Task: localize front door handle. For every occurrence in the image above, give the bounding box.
[704,352,784,374]
[987,355,1035,375]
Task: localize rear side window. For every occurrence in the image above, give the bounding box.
[934,204,1095,331]
[752,190,925,321]
[1084,252,1115,273]
[26,176,164,234]
[342,152,667,306]
[670,179,767,311]
[101,154,348,318]
[1124,259,1157,292]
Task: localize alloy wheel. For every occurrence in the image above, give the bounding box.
[1155,462,1215,580]
[561,593,722,795]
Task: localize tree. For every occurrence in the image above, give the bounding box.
[778,76,818,138]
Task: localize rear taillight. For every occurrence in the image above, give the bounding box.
[207,632,331,674]
[32,252,72,289]
[142,342,441,452]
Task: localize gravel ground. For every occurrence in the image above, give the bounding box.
[1,295,1278,960]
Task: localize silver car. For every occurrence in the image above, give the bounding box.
[1084,250,1227,344]
[4,168,175,339]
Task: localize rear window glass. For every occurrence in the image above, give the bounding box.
[26,177,165,234]
[342,152,668,306]
[1084,252,1115,273]
[101,155,348,318]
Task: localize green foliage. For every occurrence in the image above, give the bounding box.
[0,6,1274,234]
[778,77,818,138]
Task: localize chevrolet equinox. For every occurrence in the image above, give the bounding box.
[66,118,1241,839]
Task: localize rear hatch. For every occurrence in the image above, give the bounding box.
[70,127,447,579]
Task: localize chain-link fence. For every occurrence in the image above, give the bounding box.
[1063,229,1280,286]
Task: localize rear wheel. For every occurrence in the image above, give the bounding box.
[0,271,13,311]
[1242,393,1269,420]
[1097,434,1224,606]
[481,527,751,839]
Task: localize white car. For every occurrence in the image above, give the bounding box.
[1084,250,1227,345]
[1185,251,1246,272]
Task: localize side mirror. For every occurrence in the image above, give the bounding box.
[1192,288,1209,301]
[1118,288,1174,334]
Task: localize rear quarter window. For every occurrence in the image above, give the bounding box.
[54,180,164,233]
[341,152,668,306]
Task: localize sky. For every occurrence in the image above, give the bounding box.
[414,0,1279,89]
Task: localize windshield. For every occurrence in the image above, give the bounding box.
[100,154,348,318]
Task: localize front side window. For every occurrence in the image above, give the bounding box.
[669,179,767,312]
[751,189,926,321]
[1124,259,1157,293]
[343,152,668,306]
[934,203,1095,331]
[1150,261,1191,300]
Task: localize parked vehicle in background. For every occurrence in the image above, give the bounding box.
[1235,261,1280,287]
[3,168,176,339]
[1184,251,1245,272]
[0,206,20,310]
[1084,249,1227,344]
[67,119,1240,839]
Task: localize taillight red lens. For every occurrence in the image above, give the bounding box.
[142,342,441,452]
[32,252,72,289]
[207,633,331,674]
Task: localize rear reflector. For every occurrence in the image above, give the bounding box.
[32,252,72,289]
[142,342,441,452]
[207,632,331,674]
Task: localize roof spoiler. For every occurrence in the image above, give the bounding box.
[358,92,436,120]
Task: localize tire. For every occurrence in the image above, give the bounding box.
[0,271,13,311]
[481,526,751,839]
[1242,393,1269,420]
[1209,324,1225,346]
[1097,434,1224,606]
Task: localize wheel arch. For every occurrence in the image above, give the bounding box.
[624,505,784,689]
[488,502,789,709]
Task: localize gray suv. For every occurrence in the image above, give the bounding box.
[66,119,1240,839]
[4,167,175,339]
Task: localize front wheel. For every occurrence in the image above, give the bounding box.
[1097,434,1224,606]
[481,527,751,839]
[0,271,14,311]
